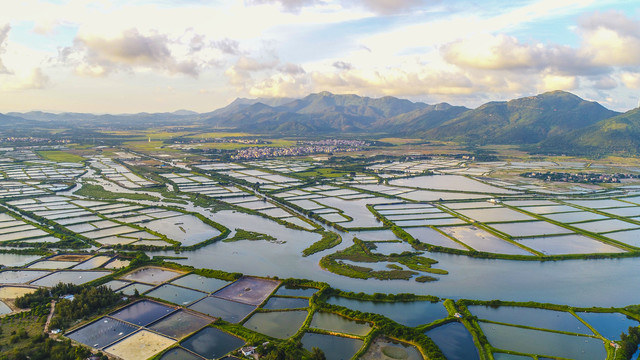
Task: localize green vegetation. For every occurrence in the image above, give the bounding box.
[36,150,85,163]
[295,168,350,178]
[224,229,277,242]
[302,231,341,256]
[15,283,122,331]
[0,315,103,360]
[319,238,446,281]
[75,183,158,201]
[615,326,640,360]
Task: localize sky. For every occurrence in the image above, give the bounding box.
[0,0,639,113]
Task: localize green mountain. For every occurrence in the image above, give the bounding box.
[539,107,640,155]
[423,91,619,144]
[373,103,470,134]
[205,92,429,133]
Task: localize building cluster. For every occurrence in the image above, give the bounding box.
[0,137,71,144]
[297,139,368,147]
[521,171,640,183]
[175,137,266,144]
[232,144,363,160]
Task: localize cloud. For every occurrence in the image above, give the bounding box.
[592,75,617,90]
[441,34,542,71]
[2,68,50,90]
[578,11,640,67]
[621,72,640,89]
[356,0,433,15]
[541,74,578,92]
[63,29,201,77]
[0,24,10,74]
[235,56,278,71]
[280,63,305,74]
[332,61,353,70]
[245,0,322,13]
[212,38,241,55]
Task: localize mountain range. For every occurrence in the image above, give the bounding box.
[2,90,640,155]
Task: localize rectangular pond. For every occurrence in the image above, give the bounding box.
[542,211,608,223]
[145,284,207,306]
[243,310,308,339]
[110,300,176,326]
[0,270,50,284]
[576,312,639,341]
[327,297,448,327]
[301,332,363,360]
[181,327,245,359]
[572,219,640,233]
[516,235,625,255]
[403,227,468,250]
[274,286,318,297]
[119,267,183,285]
[440,226,533,255]
[605,229,640,247]
[360,337,423,360]
[159,348,204,360]
[148,309,213,339]
[425,322,479,360]
[479,322,606,359]
[468,305,592,334]
[457,207,535,223]
[188,296,256,323]
[66,316,138,349]
[31,270,110,287]
[489,221,573,237]
[262,296,309,310]
[72,255,113,270]
[213,276,279,306]
[170,274,230,293]
[142,214,221,247]
[310,312,372,336]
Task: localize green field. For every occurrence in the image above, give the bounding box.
[36,150,85,163]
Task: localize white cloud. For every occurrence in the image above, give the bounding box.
[61,29,205,77]
[2,68,50,90]
[0,24,10,74]
[541,74,578,92]
[621,72,640,89]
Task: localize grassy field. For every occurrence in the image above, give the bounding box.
[296,168,350,178]
[36,150,85,163]
[76,183,159,201]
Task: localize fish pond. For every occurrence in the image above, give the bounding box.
[309,312,372,336]
[181,327,245,359]
[242,310,308,339]
[188,296,256,323]
[479,322,606,359]
[327,297,448,327]
[300,332,363,360]
[425,322,479,360]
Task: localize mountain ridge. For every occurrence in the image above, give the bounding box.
[2,90,639,155]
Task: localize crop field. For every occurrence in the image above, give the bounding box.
[36,150,85,163]
[0,286,37,299]
[104,330,176,360]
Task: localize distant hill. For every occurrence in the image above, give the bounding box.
[3,90,639,155]
[204,92,429,133]
[539,107,640,155]
[423,91,619,144]
[372,103,470,134]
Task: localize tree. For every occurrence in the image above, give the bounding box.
[311,347,326,360]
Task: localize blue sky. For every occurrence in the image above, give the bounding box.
[0,0,638,113]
